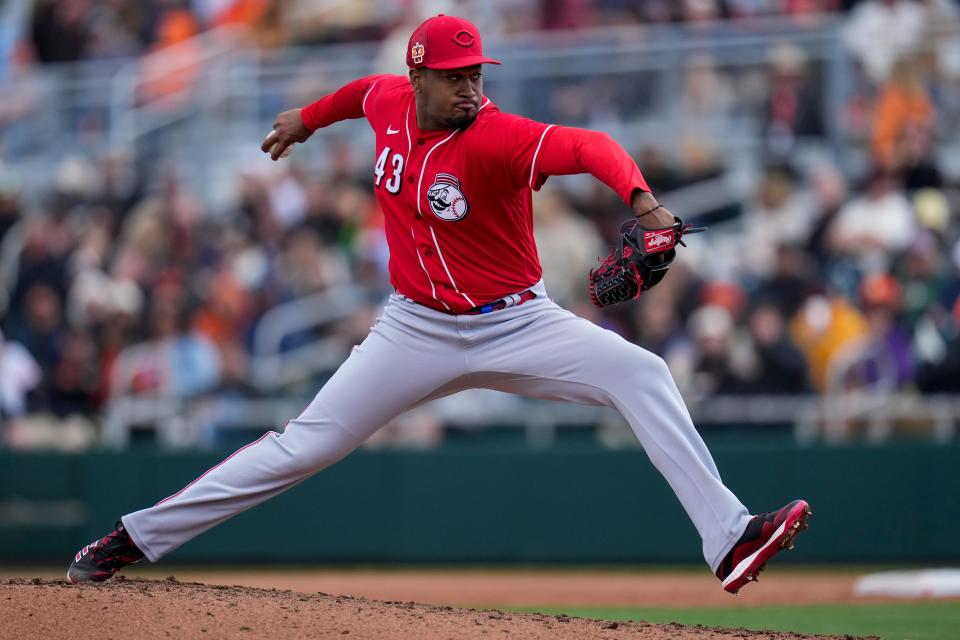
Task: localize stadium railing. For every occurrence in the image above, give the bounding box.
[3,16,866,207]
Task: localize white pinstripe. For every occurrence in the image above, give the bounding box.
[411,228,450,311]
[403,102,413,164]
[528,124,556,189]
[361,80,381,116]
[429,226,475,308]
[417,130,459,217]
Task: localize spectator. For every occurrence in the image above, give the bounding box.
[2,3,960,446]
[9,283,65,371]
[268,166,310,231]
[273,227,349,300]
[0,328,41,419]
[139,8,201,106]
[805,160,850,264]
[533,188,605,310]
[741,165,818,278]
[754,243,816,318]
[44,328,100,416]
[0,168,21,246]
[859,272,915,386]
[827,168,917,272]
[678,53,736,138]
[632,295,697,388]
[9,214,70,314]
[843,0,927,84]
[761,43,825,159]
[687,304,750,397]
[915,297,960,392]
[790,293,871,390]
[85,2,140,60]
[897,229,949,330]
[871,57,935,172]
[122,299,221,399]
[29,0,91,64]
[742,301,813,393]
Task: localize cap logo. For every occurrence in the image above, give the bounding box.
[451,30,475,47]
[411,41,425,64]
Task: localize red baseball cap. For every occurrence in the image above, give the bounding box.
[406,15,501,70]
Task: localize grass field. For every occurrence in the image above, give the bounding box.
[505,602,960,640]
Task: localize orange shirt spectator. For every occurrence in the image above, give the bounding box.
[211,0,269,29]
[139,9,200,106]
[871,58,934,170]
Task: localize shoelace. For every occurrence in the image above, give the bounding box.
[90,524,140,562]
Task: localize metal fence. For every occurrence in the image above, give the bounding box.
[2,15,886,208]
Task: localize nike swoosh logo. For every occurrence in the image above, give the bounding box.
[386,126,399,135]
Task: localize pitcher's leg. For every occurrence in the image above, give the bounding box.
[122,301,466,562]
[472,303,750,571]
[122,402,363,561]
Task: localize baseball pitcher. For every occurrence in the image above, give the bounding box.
[69,15,810,595]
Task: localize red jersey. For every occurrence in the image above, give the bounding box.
[302,74,650,313]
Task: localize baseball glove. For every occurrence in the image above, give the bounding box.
[589,216,704,308]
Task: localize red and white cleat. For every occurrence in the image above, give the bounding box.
[716,500,812,595]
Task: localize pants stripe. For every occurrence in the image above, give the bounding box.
[153,431,274,506]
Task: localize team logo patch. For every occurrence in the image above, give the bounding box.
[427,173,469,221]
[411,41,425,64]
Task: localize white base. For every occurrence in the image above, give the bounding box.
[854,569,960,598]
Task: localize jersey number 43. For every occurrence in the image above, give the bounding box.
[374,147,404,194]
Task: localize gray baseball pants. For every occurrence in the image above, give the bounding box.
[122,282,751,572]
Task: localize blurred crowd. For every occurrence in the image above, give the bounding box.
[0,1,959,449]
[8,0,856,69]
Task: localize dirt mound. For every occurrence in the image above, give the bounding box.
[127,568,863,608]
[4,577,870,640]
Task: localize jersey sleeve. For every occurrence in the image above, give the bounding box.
[300,74,392,131]
[538,126,651,205]
[479,112,559,192]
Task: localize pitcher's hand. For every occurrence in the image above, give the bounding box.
[261,109,313,160]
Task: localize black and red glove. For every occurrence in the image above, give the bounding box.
[589,216,704,308]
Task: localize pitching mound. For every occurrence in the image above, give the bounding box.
[5,577,868,640]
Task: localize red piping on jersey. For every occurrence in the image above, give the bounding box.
[154,431,275,506]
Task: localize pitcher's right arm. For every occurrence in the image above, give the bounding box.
[262,75,390,160]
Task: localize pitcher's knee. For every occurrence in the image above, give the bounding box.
[622,347,670,379]
[608,349,673,396]
[272,419,361,476]
[645,352,672,379]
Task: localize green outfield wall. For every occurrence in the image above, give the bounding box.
[1,441,957,564]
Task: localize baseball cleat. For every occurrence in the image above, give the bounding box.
[715,499,811,595]
[67,521,145,583]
